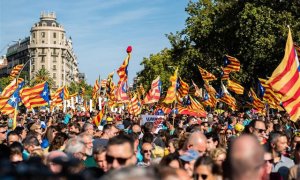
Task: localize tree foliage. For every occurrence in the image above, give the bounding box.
[137,0,300,89]
[0,76,11,91]
[68,80,92,100]
[31,67,55,88]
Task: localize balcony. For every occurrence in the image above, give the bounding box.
[38,52,47,56]
[51,52,59,57]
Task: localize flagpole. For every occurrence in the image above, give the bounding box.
[12,57,31,130]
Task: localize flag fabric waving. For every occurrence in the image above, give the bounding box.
[143,76,162,104]
[164,68,178,104]
[223,55,240,72]
[249,88,265,112]
[218,82,237,110]
[177,77,189,98]
[227,79,244,95]
[10,64,24,79]
[117,46,132,85]
[198,66,217,81]
[0,78,24,109]
[258,78,282,109]
[93,108,105,127]
[92,80,100,100]
[116,81,129,102]
[267,29,300,121]
[221,67,231,80]
[128,94,141,116]
[20,82,50,109]
[0,81,25,115]
[52,86,69,106]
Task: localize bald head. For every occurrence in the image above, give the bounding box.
[186,131,207,154]
[230,135,265,180]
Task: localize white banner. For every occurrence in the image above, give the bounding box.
[141,115,165,133]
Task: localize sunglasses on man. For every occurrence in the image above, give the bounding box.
[106,154,131,165]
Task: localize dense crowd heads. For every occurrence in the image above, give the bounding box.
[1,106,300,180]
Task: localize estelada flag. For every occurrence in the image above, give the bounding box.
[267,28,300,121]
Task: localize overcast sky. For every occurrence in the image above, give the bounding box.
[0,0,188,85]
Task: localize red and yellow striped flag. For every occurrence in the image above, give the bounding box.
[219,82,237,110]
[221,67,231,80]
[227,79,244,95]
[223,55,240,72]
[198,66,217,81]
[143,76,162,104]
[164,68,178,104]
[177,77,189,98]
[92,80,100,100]
[20,82,50,109]
[267,29,300,121]
[93,108,105,127]
[188,95,204,110]
[128,94,141,116]
[117,46,132,85]
[259,78,282,109]
[249,88,265,111]
[10,64,24,79]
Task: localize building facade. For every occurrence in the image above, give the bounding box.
[3,12,80,88]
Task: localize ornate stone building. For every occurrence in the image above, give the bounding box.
[3,12,80,88]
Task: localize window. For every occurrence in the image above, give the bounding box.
[42,65,45,69]
[42,40,44,44]
[62,34,64,39]
[53,57,56,62]
[41,56,45,63]
[54,41,56,44]
[41,32,45,38]
[62,74,64,78]
[32,33,35,38]
[53,65,56,70]
[53,32,56,38]
[52,23,56,27]
[53,73,56,78]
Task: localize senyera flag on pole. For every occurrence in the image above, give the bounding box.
[267,28,300,121]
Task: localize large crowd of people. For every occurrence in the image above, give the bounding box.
[0,104,300,180]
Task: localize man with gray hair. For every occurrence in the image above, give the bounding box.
[78,132,97,167]
[64,137,86,161]
[81,122,94,136]
[230,134,268,180]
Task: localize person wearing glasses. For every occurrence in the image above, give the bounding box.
[248,119,267,144]
[193,156,219,180]
[137,142,153,167]
[106,134,136,171]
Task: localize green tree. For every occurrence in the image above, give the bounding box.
[137,0,300,89]
[31,67,54,88]
[68,80,92,100]
[0,76,11,91]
